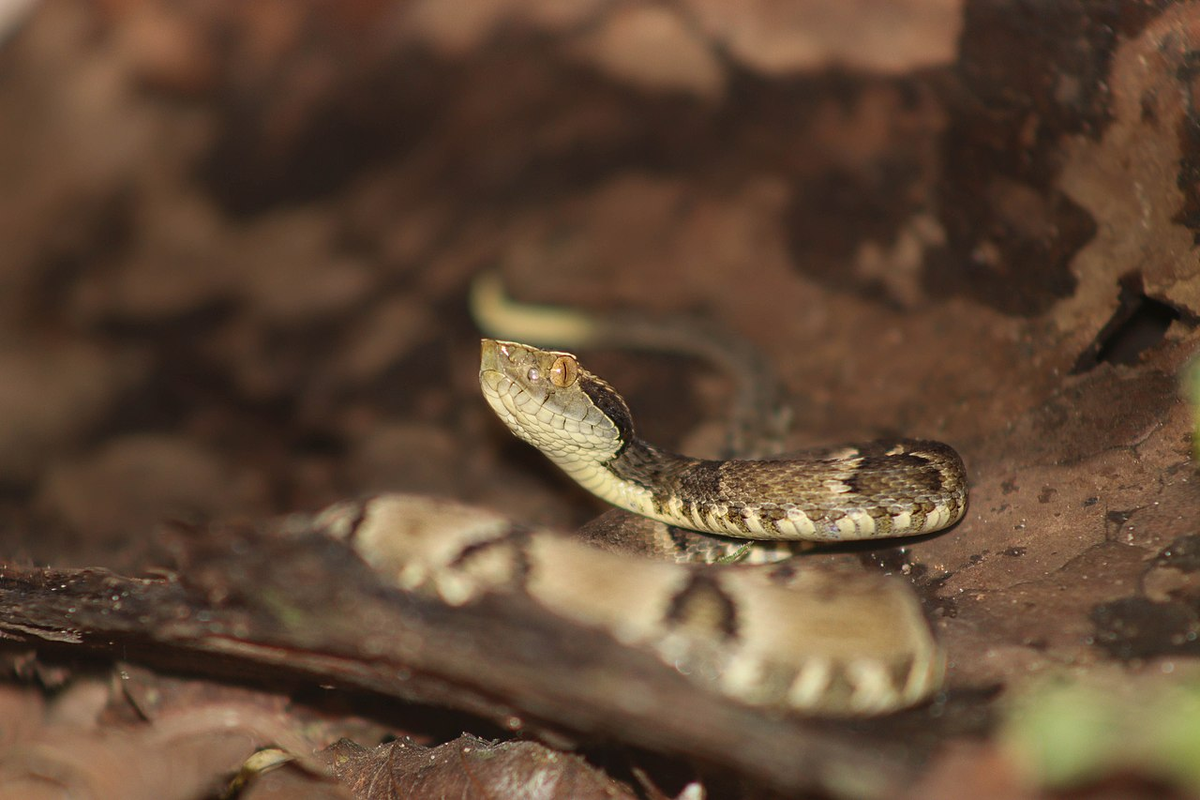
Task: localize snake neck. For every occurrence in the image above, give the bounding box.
[563,438,702,522]
[608,438,694,492]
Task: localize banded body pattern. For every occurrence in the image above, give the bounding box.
[312,494,945,716]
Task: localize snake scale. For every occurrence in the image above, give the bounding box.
[304,289,968,716]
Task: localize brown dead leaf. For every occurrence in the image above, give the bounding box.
[325,735,637,800]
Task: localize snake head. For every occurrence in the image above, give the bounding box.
[479,339,632,465]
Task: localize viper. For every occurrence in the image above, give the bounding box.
[478,338,967,560]
[303,284,969,716]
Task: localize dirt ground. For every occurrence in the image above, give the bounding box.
[2,2,1200,798]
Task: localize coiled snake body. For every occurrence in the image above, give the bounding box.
[479,339,967,547]
[308,321,969,717]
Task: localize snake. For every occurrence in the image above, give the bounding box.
[302,282,968,716]
[478,338,967,553]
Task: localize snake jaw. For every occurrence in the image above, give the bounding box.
[480,339,625,465]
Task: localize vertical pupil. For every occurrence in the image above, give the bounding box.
[551,357,577,387]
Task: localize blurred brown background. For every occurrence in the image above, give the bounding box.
[2,1,1200,798]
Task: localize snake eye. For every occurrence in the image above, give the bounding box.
[549,355,579,388]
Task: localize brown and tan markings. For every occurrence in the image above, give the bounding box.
[303,494,945,716]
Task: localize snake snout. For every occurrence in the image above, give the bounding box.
[479,338,506,375]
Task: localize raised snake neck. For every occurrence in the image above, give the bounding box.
[479,339,968,545]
